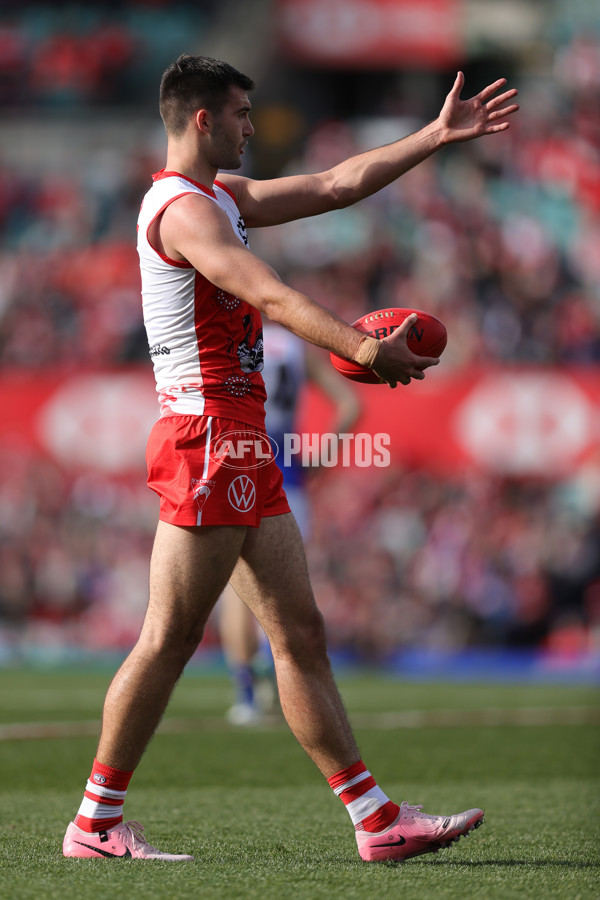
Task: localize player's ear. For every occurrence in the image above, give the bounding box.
[195,108,213,135]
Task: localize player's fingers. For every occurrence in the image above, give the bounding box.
[377,374,399,388]
[487,103,520,121]
[449,70,464,97]
[478,77,507,103]
[377,372,403,388]
[485,87,518,110]
[415,354,440,369]
[387,313,418,340]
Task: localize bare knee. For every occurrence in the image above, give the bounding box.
[271,606,328,665]
[137,618,205,670]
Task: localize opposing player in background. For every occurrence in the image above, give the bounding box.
[220,324,360,725]
[63,55,518,862]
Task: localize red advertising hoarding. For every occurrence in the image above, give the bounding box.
[0,367,599,479]
[276,0,463,68]
[299,366,600,478]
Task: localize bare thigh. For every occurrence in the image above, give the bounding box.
[229,512,324,655]
[142,519,248,655]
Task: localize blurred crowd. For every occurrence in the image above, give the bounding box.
[0,449,157,659]
[0,152,154,368]
[1,451,598,663]
[0,8,599,664]
[305,466,600,660]
[0,0,218,108]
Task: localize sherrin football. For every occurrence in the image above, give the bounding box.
[330,307,447,384]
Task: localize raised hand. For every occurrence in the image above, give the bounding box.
[438,71,519,144]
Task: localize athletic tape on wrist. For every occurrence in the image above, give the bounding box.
[353,335,381,369]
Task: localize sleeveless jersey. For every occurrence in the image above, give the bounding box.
[137,170,266,427]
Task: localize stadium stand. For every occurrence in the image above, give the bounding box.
[0,1,598,669]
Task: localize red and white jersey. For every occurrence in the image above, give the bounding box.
[137,170,266,427]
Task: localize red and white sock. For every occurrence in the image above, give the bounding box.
[74,758,133,833]
[327,760,400,832]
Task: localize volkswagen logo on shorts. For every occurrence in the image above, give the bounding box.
[228,475,256,512]
[211,429,278,470]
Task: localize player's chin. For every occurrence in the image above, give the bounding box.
[220,159,243,171]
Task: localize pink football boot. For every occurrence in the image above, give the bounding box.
[63,820,193,860]
[356,801,484,862]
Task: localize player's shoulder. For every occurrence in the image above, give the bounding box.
[157,189,236,250]
[215,174,257,206]
[146,173,216,215]
[162,189,220,218]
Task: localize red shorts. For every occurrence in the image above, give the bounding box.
[146,414,290,527]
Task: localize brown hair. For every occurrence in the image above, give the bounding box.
[159,54,255,136]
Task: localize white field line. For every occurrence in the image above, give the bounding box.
[0,706,598,741]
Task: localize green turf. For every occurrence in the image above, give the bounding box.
[0,669,598,899]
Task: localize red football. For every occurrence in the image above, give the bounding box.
[330,307,447,384]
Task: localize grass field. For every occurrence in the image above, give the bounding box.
[0,667,598,900]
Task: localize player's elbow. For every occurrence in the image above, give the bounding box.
[324,170,358,210]
[256,284,304,330]
[260,294,289,325]
[330,186,356,209]
[305,170,355,211]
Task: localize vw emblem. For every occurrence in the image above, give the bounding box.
[227,475,256,512]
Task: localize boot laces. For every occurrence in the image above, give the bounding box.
[122,820,158,853]
[400,801,440,823]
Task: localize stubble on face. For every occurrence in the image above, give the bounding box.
[209,122,244,170]
[206,87,252,171]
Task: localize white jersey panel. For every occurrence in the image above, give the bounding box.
[137,173,261,419]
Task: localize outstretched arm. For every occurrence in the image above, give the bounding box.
[222,73,518,227]
[158,193,437,388]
